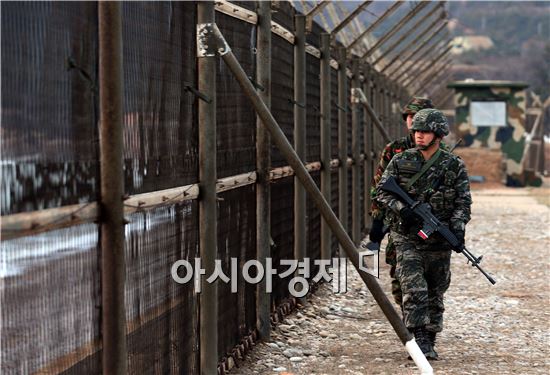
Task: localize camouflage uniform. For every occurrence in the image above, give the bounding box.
[375,109,472,357]
[369,97,434,306]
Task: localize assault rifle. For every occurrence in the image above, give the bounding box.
[381,176,496,285]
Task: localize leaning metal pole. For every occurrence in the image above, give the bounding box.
[197,3,218,374]
[320,33,332,260]
[98,3,127,374]
[208,29,433,374]
[353,88,391,144]
[255,0,271,341]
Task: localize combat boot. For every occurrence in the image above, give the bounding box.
[412,326,438,360]
[426,331,439,360]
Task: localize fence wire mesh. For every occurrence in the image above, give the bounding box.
[1,2,99,215]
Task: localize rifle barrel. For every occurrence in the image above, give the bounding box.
[463,247,496,285]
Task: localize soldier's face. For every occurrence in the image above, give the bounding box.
[414,130,436,147]
[406,114,414,129]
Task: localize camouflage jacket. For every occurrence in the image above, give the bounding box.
[374,147,472,243]
[370,135,449,220]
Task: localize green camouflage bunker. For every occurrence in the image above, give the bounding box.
[447,80,541,186]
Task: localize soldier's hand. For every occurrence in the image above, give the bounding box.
[369,219,385,243]
[399,207,420,227]
[452,230,465,253]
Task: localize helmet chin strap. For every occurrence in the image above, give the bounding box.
[417,136,439,151]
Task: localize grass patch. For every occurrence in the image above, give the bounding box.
[527,187,550,207]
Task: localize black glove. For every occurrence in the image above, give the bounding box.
[369,219,385,243]
[451,229,465,253]
[399,207,420,228]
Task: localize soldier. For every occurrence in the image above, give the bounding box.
[366,97,435,307]
[375,109,472,360]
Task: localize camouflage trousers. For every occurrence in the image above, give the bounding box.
[385,236,402,306]
[394,240,452,333]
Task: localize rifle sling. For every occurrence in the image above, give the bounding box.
[405,148,442,190]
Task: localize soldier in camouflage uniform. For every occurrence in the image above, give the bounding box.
[367,97,435,307]
[375,109,472,360]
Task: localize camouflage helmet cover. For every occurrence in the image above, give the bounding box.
[411,108,449,137]
[402,96,434,120]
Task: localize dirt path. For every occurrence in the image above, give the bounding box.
[233,187,550,375]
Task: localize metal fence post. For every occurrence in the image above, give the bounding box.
[337,47,348,257]
[351,59,361,245]
[366,65,377,168]
[385,86,392,137]
[393,83,400,137]
[362,69,372,233]
[371,73,380,155]
[386,84,394,139]
[256,0,271,340]
[197,2,218,374]
[377,73,386,152]
[320,33,331,260]
[293,14,307,297]
[379,81,386,143]
[98,3,127,374]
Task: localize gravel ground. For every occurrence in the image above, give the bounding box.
[232,187,550,375]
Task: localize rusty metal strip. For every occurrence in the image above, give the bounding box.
[216,171,257,193]
[305,43,321,58]
[124,184,200,212]
[1,203,100,240]
[271,21,295,44]
[214,0,258,24]
[0,184,194,240]
[269,161,322,180]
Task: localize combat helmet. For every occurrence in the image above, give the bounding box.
[411,108,449,138]
[401,96,434,120]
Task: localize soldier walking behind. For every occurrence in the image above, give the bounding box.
[375,109,472,360]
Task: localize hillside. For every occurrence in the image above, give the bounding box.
[448,1,550,99]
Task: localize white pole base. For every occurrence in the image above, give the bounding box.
[405,338,434,375]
